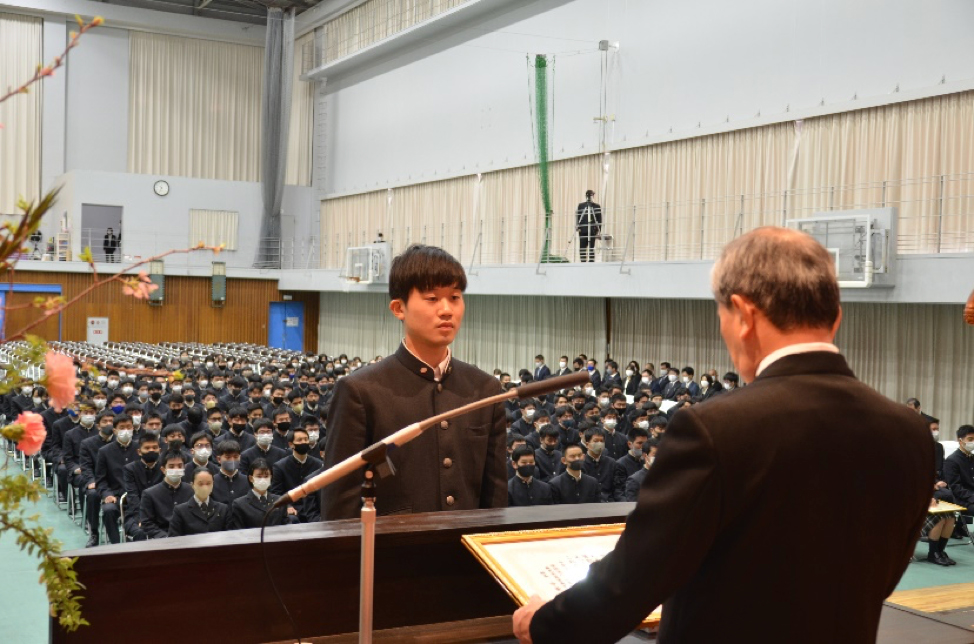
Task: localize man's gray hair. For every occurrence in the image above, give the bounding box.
[711,227,840,331]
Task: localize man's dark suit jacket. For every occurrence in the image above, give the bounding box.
[530,352,932,644]
[322,343,507,520]
[168,498,230,537]
[534,364,551,382]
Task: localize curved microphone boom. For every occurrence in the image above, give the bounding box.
[272,370,591,509]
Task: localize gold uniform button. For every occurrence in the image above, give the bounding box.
[440,421,449,430]
[443,458,452,468]
[436,383,443,392]
[446,495,455,506]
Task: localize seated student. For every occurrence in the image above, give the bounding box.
[599,408,629,461]
[229,459,294,530]
[185,432,219,481]
[168,469,230,537]
[507,433,527,481]
[217,407,257,451]
[212,439,250,506]
[924,418,957,565]
[270,409,293,451]
[204,406,226,442]
[95,414,139,545]
[140,451,194,538]
[552,406,579,450]
[79,411,116,547]
[722,371,740,392]
[534,426,563,483]
[549,444,601,505]
[240,419,288,474]
[271,427,323,522]
[301,415,323,453]
[581,426,620,502]
[508,446,553,507]
[624,439,660,502]
[180,406,206,439]
[122,432,163,541]
[160,425,191,463]
[522,410,550,450]
[944,425,974,532]
[648,415,668,440]
[613,426,649,494]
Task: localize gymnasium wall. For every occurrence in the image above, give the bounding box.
[2,271,319,351]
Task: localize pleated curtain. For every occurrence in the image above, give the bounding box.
[0,13,42,214]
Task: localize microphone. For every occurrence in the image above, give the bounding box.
[514,370,590,399]
[272,371,592,510]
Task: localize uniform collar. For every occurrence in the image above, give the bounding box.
[756,342,839,377]
[395,342,453,383]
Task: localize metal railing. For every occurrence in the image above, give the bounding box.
[321,171,974,269]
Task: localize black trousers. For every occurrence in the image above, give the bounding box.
[579,232,597,262]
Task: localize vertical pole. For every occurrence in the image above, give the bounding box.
[937,174,945,253]
[631,205,637,262]
[699,198,706,259]
[500,217,505,263]
[663,202,669,261]
[522,215,527,263]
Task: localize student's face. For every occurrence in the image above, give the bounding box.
[146,419,163,431]
[168,432,185,443]
[563,448,584,465]
[515,456,536,468]
[542,436,558,449]
[500,375,511,384]
[589,435,605,446]
[390,286,465,350]
[140,442,160,456]
[508,441,526,455]
[249,410,263,421]
[629,436,647,453]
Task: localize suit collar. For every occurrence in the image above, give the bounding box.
[753,351,855,381]
[394,342,453,383]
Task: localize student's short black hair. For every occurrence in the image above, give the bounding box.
[583,426,606,442]
[627,426,650,442]
[388,244,467,303]
[563,443,584,457]
[192,468,213,483]
[301,416,320,428]
[723,372,739,384]
[287,390,303,402]
[112,414,132,427]
[139,432,160,447]
[161,425,185,439]
[540,425,560,440]
[642,438,660,455]
[206,406,223,419]
[649,416,668,430]
[958,425,974,441]
[288,427,309,442]
[216,440,241,457]
[161,450,185,467]
[252,418,274,432]
[682,366,695,376]
[507,432,526,448]
[188,431,211,448]
[512,445,535,464]
[169,393,184,405]
[228,406,248,419]
[249,458,271,476]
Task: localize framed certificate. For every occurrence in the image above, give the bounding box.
[462,523,662,627]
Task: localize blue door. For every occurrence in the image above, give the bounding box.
[268,301,304,351]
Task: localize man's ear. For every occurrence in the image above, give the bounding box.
[728,294,757,340]
[830,306,843,339]
[389,298,406,321]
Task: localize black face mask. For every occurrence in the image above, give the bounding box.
[568,460,584,472]
[167,439,184,451]
[272,396,284,406]
[573,402,584,410]
[542,444,556,453]
[517,465,536,478]
[231,422,247,434]
[292,443,311,456]
[184,395,196,403]
[142,451,160,464]
[277,421,291,432]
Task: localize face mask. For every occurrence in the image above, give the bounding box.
[641,377,650,384]
[681,377,690,384]
[723,381,733,389]
[535,362,543,368]
[199,380,209,388]
[184,395,196,404]
[171,385,182,394]
[292,443,311,456]
[700,381,710,389]
[94,399,107,409]
[97,375,107,384]
[567,460,584,472]
[931,431,939,440]
[668,374,677,383]
[517,465,536,478]
[523,409,535,420]
[167,439,184,451]
[150,392,162,401]
[206,362,214,369]
[586,365,594,372]
[122,386,134,396]
[588,442,605,455]
[32,397,42,406]
[107,379,119,388]
[194,484,212,502]
[603,419,617,430]
[142,450,160,464]
[213,381,225,390]
[132,415,142,426]
[559,361,567,369]
[138,392,149,401]
[277,421,291,432]
[598,397,610,408]
[117,429,133,444]
[542,443,556,452]
[341,359,347,365]
[292,404,304,415]
[965,441,974,453]
[99,425,114,437]
[637,420,650,430]
[111,404,125,414]
[646,456,656,468]
[584,387,594,396]
[221,459,239,472]
[272,396,284,406]
[625,370,634,378]
[195,447,212,461]
[80,414,96,426]
[231,422,248,434]
[165,468,184,483]
[631,448,643,459]
[256,434,273,447]
[252,477,271,492]
[308,430,320,444]
[561,418,575,428]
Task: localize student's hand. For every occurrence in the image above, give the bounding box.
[74,468,81,475]
[87,482,95,489]
[513,595,546,643]
[105,495,116,504]
[287,507,298,516]
[937,481,948,489]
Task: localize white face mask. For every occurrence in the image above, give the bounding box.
[965,441,974,453]
[132,415,142,426]
[700,380,710,389]
[308,431,320,444]
[107,379,119,388]
[637,420,650,430]
[122,386,134,396]
[32,397,42,406]
[256,434,273,447]
[603,419,617,430]
[723,381,734,389]
[584,387,594,396]
[117,429,133,444]
[97,375,107,384]
[199,380,209,388]
[195,447,212,461]
[213,381,225,389]
[165,468,185,483]
[171,385,182,394]
[81,414,96,426]
[641,377,650,384]
[681,376,690,384]
[252,477,271,492]
[559,361,567,369]
[931,431,939,440]
[599,397,610,407]
[94,398,107,409]
[625,369,634,378]
[667,374,677,383]
[21,386,33,396]
[523,409,535,420]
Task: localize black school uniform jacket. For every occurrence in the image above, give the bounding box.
[322,343,507,520]
[168,498,230,537]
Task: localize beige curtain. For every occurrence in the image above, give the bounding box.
[128,33,263,182]
[318,291,607,374]
[0,13,42,214]
[321,90,974,266]
[286,32,314,186]
[323,0,469,63]
[189,209,239,250]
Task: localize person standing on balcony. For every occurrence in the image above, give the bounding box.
[575,190,602,263]
[103,227,120,263]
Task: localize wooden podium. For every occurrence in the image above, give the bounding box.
[52,504,637,644]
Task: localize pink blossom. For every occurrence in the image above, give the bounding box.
[45,351,77,412]
[15,411,45,455]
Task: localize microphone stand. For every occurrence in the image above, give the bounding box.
[270,370,589,644]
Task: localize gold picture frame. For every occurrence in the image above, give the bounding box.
[461,523,662,628]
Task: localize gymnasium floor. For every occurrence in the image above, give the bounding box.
[1,492,972,643]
